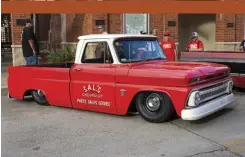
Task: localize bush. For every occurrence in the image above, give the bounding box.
[47,46,75,63]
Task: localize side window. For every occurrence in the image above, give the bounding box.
[81,42,113,64]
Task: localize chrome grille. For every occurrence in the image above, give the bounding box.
[199,81,229,103]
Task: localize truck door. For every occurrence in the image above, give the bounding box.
[70,39,117,114]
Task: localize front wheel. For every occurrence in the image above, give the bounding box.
[136,92,174,123]
[32,90,49,106]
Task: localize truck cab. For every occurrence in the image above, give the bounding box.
[8,34,235,123]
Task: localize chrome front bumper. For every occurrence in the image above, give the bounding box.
[181,93,235,121]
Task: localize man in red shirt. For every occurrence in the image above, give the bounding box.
[186,32,204,51]
[160,32,177,61]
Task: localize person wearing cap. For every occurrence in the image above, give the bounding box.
[186,32,204,52]
[98,25,108,34]
[160,32,177,61]
[239,39,245,51]
[21,19,39,65]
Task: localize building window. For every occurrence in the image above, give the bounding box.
[123,14,149,34]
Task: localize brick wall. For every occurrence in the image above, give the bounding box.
[235,14,245,41]
[164,14,178,42]
[216,14,244,42]
[108,14,123,34]
[150,14,178,42]
[10,13,244,45]
[66,14,85,42]
[11,14,31,45]
[150,14,163,41]
[65,14,123,42]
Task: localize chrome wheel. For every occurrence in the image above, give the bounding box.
[37,90,45,99]
[32,90,49,106]
[145,93,161,112]
[136,92,174,123]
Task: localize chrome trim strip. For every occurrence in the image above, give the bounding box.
[192,78,231,91]
[230,73,245,77]
[230,73,240,76]
[198,81,228,104]
[199,90,228,104]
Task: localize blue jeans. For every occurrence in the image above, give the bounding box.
[25,55,38,65]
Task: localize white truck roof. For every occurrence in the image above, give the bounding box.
[78,34,157,40]
[75,34,159,64]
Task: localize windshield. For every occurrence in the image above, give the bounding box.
[113,38,167,63]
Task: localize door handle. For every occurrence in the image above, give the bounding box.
[74,68,82,71]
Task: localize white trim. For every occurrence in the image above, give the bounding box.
[122,14,125,34]
[181,93,235,121]
[11,45,22,48]
[147,13,150,34]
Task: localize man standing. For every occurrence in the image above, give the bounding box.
[160,32,177,61]
[21,19,39,65]
[98,25,108,34]
[186,32,204,52]
[239,39,245,51]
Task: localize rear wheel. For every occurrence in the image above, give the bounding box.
[32,90,49,106]
[136,92,174,123]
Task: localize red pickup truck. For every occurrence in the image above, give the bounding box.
[8,34,235,123]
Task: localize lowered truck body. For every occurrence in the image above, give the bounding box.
[8,34,235,123]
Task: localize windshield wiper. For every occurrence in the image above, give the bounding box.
[143,57,164,62]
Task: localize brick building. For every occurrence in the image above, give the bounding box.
[6,13,245,65]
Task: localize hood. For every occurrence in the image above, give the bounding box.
[127,61,230,87]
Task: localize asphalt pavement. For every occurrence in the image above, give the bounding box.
[1,88,245,157]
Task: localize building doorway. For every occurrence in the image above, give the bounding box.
[178,14,216,52]
[123,14,149,34]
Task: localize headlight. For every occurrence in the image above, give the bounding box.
[187,91,201,107]
[227,81,233,94]
[195,92,201,105]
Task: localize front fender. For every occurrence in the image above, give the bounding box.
[115,84,191,116]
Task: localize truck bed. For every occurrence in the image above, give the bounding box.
[8,62,74,108]
[179,51,245,88]
[25,62,74,68]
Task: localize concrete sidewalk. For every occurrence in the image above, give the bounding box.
[1,73,8,89]
[1,53,12,89]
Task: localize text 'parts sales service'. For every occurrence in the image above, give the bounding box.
[77,84,111,107]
